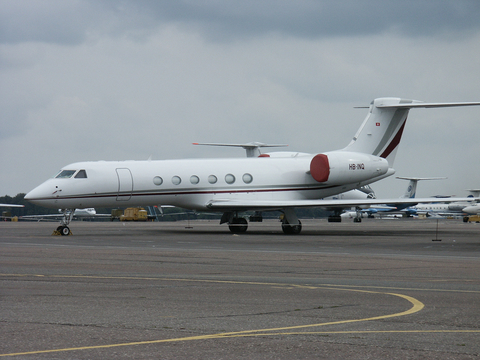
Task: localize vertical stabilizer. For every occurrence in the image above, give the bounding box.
[342,98,416,166]
[343,97,480,167]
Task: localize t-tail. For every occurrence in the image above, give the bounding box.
[342,97,480,167]
[396,176,447,199]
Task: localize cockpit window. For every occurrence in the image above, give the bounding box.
[75,170,87,178]
[55,170,76,179]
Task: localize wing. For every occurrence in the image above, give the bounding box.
[206,197,479,211]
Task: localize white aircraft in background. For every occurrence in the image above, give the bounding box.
[463,204,480,215]
[463,189,480,215]
[25,97,480,235]
[406,200,472,218]
[455,189,480,216]
[0,204,24,208]
[340,176,446,220]
[0,203,24,220]
[21,208,110,221]
[405,189,480,218]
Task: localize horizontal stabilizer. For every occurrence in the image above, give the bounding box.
[193,142,288,157]
[377,101,480,109]
[396,177,447,181]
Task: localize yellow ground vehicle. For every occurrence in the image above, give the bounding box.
[120,208,148,221]
[463,215,480,223]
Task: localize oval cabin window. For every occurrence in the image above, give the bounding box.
[242,173,253,184]
[208,175,217,184]
[225,174,235,184]
[172,176,182,185]
[190,175,200,184]
[153,176,163,186]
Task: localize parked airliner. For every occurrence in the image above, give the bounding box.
[25,97,480,235]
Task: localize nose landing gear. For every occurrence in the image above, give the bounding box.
[52,209,75,236]
[55,225,71,236]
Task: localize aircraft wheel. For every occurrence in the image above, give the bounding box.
[57,226,71,236]
[228,218,248,233]
[282,220,302,235]
[353,217,362,223]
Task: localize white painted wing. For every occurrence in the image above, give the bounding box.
[0,203,24,207]
[206,197,479,211]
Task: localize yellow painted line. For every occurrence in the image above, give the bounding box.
[0,275,428,357]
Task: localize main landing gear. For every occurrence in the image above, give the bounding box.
[53,209,75,236]
[221,212,249,233]
[281,208,302,235]
[221,208,303,235]
[228,217,248,233]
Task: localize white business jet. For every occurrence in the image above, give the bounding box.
[25,97,480,235]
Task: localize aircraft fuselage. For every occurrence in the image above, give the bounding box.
[25,154,390,211]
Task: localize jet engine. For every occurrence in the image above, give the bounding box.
[310,151,389,185]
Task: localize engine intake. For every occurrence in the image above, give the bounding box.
[310,151,389,185]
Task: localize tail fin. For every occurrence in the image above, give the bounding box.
[467,189,480,198]
[342,98,413,166]
[342,97,480,167]
[396,177,447,199]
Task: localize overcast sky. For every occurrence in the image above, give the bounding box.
[1,0,480,199]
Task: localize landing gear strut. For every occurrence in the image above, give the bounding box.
[53,209,75,236]
[354,208,362,223]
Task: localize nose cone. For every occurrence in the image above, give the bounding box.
[463,205,480,215]
[24,181,58,208]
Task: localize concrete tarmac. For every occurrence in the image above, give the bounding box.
[1,219,479,359]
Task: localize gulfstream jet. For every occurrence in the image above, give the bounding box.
[25,97,480,235]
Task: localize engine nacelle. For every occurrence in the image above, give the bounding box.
[310,151,389,185]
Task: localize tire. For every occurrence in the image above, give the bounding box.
[282,220,302,235]
[228,218,248,233]
[58,226,70,236]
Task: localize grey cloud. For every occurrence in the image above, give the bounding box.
[2,0,479,45]
[150,0,480,39]
[0,0,89,45]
